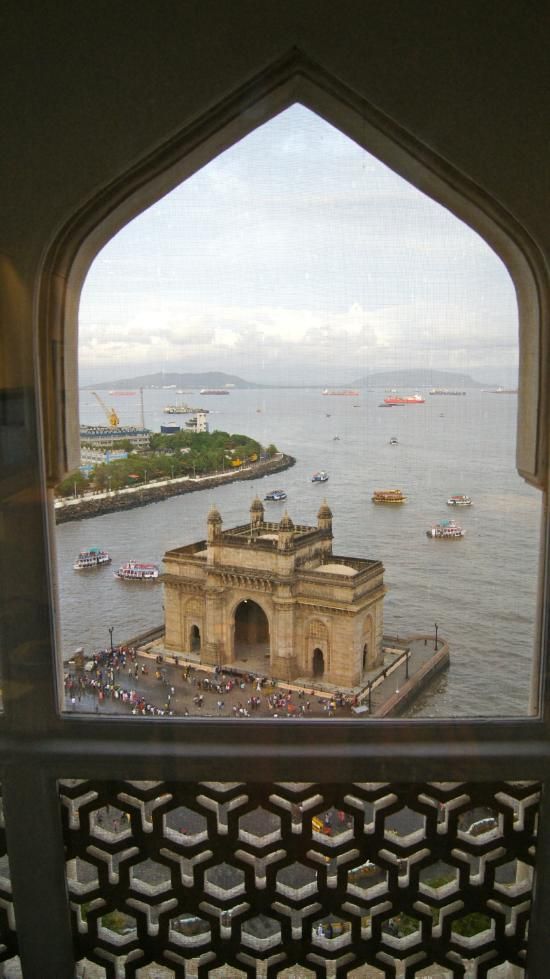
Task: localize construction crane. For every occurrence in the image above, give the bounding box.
[92,391,120,427]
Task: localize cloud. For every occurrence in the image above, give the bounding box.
[79,104,518,382]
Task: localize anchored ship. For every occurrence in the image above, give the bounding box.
[383,394,425,405]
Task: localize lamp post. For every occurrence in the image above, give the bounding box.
[434,622,439,651]
[109,626,114,653]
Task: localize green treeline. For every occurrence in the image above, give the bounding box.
[56,430,279,497]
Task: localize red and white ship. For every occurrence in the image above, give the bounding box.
[383,393,425,405]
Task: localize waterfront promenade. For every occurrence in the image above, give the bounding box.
[67,630,448,720]
[54,452,296,523]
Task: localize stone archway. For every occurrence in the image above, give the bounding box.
[233,599,270,665]
[312,647,325,677]
[190,624,201,652]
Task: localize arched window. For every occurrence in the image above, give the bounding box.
[5,43,548,977]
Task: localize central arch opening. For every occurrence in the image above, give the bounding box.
[234,600,270,665]
[313,648,325,677]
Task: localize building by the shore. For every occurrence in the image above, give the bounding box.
[162,500,386,687]
[79,424,151,452]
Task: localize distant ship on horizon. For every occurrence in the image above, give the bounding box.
[322,388,359,396]
[384,393,425,405]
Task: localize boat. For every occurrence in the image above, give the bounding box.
[114,561,160,580]
[164,403,208,414]
[372,489,406,503]
[483,386,518,394]
[109,390,136,395]
[447,494,473,506]
[264,489,287,501]
[333,435,340,440]
[383,394,425,405]
[73,547,111,570]
[429,388,466,395]
[427,519,465,538]
[199,388,230,395]
[312,471,329,482]
[389,437,398,445]
[322,389,359,396]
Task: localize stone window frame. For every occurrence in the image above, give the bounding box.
[2,50,548,974]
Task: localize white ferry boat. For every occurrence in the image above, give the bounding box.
[447,494,473,506]
[114,561,160,581]
[73,547,111,570]
[427,520,465,539]
[311,471,329,482]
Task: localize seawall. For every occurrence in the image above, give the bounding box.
[55,453,296,524]
[373,643,450,718]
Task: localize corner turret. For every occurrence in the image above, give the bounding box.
[250,496,264,530]
[278,511,295,550]
[207,504,222,543]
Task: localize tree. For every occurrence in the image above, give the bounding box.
[55,470,89,498]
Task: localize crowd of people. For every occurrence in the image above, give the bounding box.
[64,645,176,716]
[65,647,360,718]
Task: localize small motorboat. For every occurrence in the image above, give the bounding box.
[264,489,287,501]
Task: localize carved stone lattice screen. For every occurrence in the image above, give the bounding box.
[59,780,539,978]
[0,787,19,971]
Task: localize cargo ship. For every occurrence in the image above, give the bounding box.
[200,388,230,395]
[429,388,466,395]
[164,403,208,414]
[383,394,425,405]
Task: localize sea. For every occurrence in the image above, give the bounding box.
[55,386,541,718]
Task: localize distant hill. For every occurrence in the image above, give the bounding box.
[352,369,488,389]
[85,371,261,390]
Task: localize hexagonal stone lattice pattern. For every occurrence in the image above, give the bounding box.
[59,780,540,976]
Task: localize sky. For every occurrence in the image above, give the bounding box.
[79,105,518,387]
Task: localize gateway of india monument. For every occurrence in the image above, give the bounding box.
[162,498,386,688]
